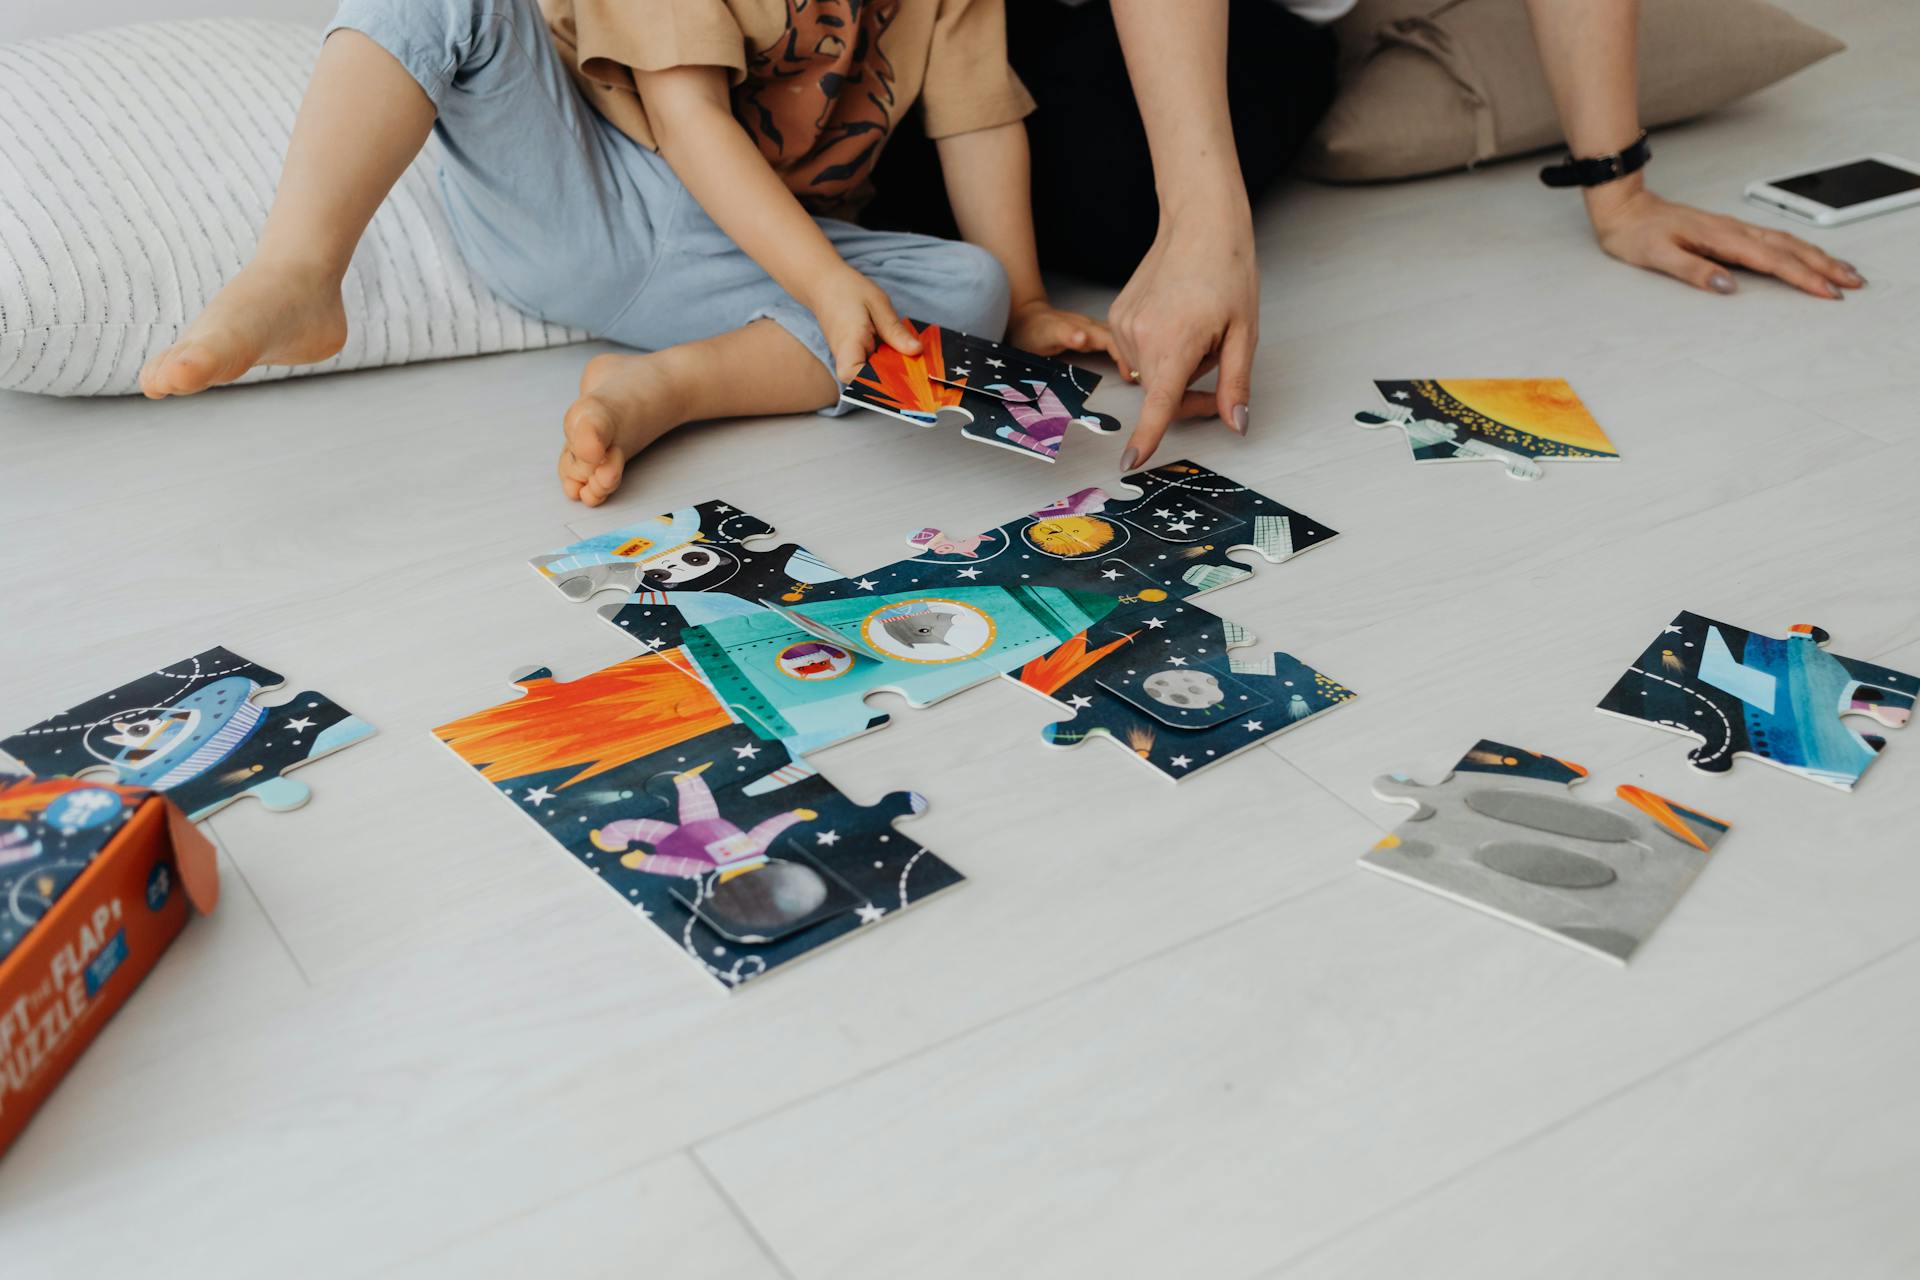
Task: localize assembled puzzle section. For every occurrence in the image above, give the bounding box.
[432,655,962,990]
[1361,740,1730,964]
[1356,379,1619,480]
[0,648,375,820]
[525,462,1354,779]
[1597,611,1916,791]
[839,318,1122,463]
[1014,599,1354,780]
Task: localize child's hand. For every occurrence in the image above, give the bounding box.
[805,267,923,382]
[1007,300,1119,363]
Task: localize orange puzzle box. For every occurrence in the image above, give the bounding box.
[0,773,218,1157]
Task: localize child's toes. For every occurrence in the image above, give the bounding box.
[580,446,627,507]
[563,396,619,468]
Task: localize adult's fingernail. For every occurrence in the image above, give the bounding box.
[1231,404,1249,434]
[1709,272,1736,295]
[1839,260,1864,281]
[1827,281,1844,299]
[1120,447,1139,472]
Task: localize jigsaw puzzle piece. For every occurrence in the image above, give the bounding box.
[1359,379,1618,479]
[1014,602,1354,780]
[1105,460,1340,597]
[441,711,961,990]
[676,581,1120,752]
[1362,739,1730,963]
[839,319,1120,463]
[1597,611,1919,791]
[532,501,848,654]
[0,648,375,821]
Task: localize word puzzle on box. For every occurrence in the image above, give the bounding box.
[438,461,1355,988]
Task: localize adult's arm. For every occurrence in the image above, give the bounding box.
[1106,0,1258,469]
[1525,0,1861,298]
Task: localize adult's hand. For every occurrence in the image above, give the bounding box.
[1109,201,1259,471]
[1587,181,1864,299]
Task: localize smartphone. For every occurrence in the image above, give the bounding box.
[1745,155,1920,227]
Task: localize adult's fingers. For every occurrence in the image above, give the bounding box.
[1121,336,1209,471]
[1644,240,1740,295]
[1213,322,1255,434]
[1764,226,1864,288]
[1702,225,1842,299]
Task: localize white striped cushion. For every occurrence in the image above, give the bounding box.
[0,18,585,397]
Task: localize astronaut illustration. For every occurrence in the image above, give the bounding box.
[590,762,815,879]
[990,380,1104,457]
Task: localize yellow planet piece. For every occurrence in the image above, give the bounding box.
[1434,378,1616,455]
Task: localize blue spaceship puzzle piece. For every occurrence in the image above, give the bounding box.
[1597,611,1917,791]
[0,647,374,820]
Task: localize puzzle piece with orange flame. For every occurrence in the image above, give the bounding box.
[1361,739,1730,964]
[1015,602,1354,782]
[840,318,1121,463]
[431,658,962,990]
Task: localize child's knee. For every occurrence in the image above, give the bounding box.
[940,242,1011,339]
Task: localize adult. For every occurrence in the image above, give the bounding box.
[869,0,1863,470]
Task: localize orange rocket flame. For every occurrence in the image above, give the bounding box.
[1017,629,1134,696]
[1615,785,1726,853]
[850,321,963,417]
[435,652,732,788]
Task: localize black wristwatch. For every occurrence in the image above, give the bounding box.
[1539,132,1651,189]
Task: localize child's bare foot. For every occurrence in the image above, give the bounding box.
[138,259,348,398]
[559,352,693,506]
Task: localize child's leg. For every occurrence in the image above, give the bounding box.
[561,220,1010,505]
[139,30,434,397]
[559,320,837,506]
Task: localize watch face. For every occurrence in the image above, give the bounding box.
[1774,159,1920,209]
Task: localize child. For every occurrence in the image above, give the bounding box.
[137,0,1115,506]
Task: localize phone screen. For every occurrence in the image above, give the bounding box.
[1772,159,1920,209]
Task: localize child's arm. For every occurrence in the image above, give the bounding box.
[635,65,921,380]
[934,122,1118,362]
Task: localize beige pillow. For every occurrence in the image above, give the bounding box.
[1301,0,1845,182]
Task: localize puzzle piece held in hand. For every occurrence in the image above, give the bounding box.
[1015,603,1354,780]
[0,647,374,820]
[1357,379,1618,480]
[840,319,1121,463]
[433,665,961,990]
[1597,611,1917,791]
[1361,739,1730,964]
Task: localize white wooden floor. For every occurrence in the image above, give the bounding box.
[4,1,1918,1274]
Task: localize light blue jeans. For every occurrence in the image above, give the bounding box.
[326,0,1012,402]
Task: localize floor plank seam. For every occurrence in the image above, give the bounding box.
[690,1146,801,1280]
[1250,928,1920,1280]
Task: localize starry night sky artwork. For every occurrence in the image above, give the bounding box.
[0,774,151,963]
[1015,600,1355,781]
[838,318,1122,463]
[1597,611,1918,791]
[433,667,961,990]
[0,648,374,820]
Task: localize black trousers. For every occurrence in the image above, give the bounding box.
[863,0,1339,286]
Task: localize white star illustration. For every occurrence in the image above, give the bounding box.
[734,743,761,759]
[714,503,733,512]
[1662,624,1683,635]
[816,829,840,846]
[1241,720,1264,732]
[986,357,1005,367]
[855,577,878,590]
[1169,754,1193,769]
[955,567,983,579]
[1100,568,1123,580]
[522,786,555,807]
[855,903,886,924]
[640,636,666,651]
[1152,508,1174,518]
[1167,656,1189,666]
[1392,390,1410,400]
[1067,694,1094,709]
[1181,509,1202,519]
[283,716,315,732]
[1164,520,1194,533]
[1142,617,1166,629]
[953,366,971,377]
